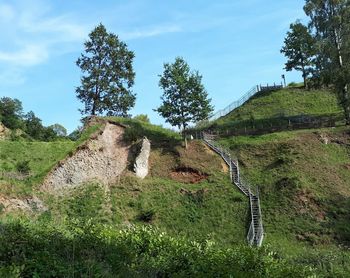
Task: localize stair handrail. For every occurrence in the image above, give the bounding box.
[201,132,264,247]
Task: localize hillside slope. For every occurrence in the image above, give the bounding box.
[209,87,344,135]
[1,114,349,276]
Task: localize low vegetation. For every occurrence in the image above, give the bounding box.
[217,127,350,276]
[0,218,315,277]
[208,87,343,134]
[0,124,101,196]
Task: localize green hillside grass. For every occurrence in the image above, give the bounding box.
[0,124,101,196]
[210,87,344,133]
[218,126,350,274]
[1,116,349,276]
[0,218,313,277]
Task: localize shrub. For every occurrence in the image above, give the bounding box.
[15,160,30,175]
[137,208,156,222]
[0,220,316,277]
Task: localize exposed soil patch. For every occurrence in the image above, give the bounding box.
[170,167,209,184]
[294,190,326,221]
[0,195,47,213]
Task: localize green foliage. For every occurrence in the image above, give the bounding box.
[24,111,58,141]
[0,97,24,130]
[303,0,350,123]
[133,114,150,123]
[155,57,213,131]
[281,21,315,87]
[76,23,136,116]
[0,219,315,277]
[15,160,31,175]
[48,123,67,137]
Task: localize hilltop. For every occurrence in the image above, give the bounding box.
[207,86,344,136]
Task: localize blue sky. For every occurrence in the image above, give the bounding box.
[0,0,307,132]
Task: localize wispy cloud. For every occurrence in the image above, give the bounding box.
[121,25,182,40]
[0,1,91,84]
[0,44,49,66]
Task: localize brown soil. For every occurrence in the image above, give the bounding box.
[170,167,209,184]
[0,195,47,213]
[294,189,326,221]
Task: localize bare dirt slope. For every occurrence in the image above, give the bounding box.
[42,122,129,192]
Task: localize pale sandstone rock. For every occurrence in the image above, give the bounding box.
[134,137,151,179]
[42,123,129,192]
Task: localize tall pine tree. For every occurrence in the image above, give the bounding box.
[76,24,136,117]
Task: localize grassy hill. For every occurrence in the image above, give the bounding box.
[0,112,349,276]
[198,87,350,275]
[209,87,344,135]
[0,124,101,196]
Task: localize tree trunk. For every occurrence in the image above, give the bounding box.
[91,102,96,116]
[182,125,188,149]
[301,60,307,88]
[344,85,350,125]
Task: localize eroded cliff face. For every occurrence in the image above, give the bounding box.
[42,122,130,192]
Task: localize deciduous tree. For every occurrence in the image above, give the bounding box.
[304,0,350,124]
[155,57,213,148]
[281,21,316,87]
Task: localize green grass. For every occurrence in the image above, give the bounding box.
[217,126,350,275]
[45,139,249,247]
[0,217,316,277]
[222,88,342,121]
[0,124,102,196]
[207,87,344,133]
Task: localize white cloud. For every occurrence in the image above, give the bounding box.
[0,1,92,84]
[121,25,182,40]
[0,44,49,66]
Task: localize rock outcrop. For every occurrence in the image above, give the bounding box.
[134,137,151,179]
[42,122,129,192]
[0,195,47,213]
[0,122,9,140]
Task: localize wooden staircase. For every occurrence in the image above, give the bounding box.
[202,133,264,247]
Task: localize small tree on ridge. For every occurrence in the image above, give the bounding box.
[155,57,213,148]
[281,21,315,88]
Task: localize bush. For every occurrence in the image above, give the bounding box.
[0,219,316,277]
[137,208,156,222]
[15,160,30,175]
[133,114,150,123]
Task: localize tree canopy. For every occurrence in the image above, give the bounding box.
[155,57,213,144]
[304,0,350,124]
[0,97,24,130]
[281,21,315,87]
[76,23,136,117]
